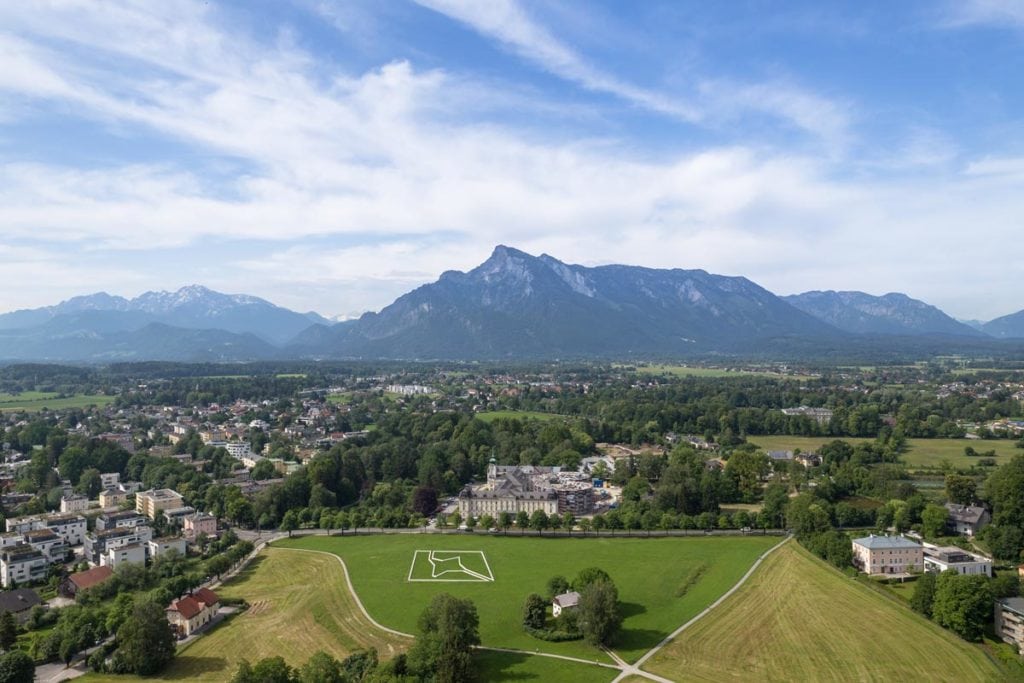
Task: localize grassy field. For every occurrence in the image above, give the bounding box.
[644,542,1004,682]
[474,651,617,682]
[746,435,1022,469]
[632,364,788,378]
[279,534,779,664]
[81,547,407,682]
[0,393,116,413]
[474,410,564,423]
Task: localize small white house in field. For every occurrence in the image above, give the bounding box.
[552,591,580,617]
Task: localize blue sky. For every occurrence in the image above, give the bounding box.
[1,0,1022,320]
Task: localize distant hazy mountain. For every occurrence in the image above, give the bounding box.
[783,291,985,337]
[290,246,838,359]
[0,285,329,346]
[982,310,1024,339]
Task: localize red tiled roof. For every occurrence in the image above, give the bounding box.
[193,587,219,606]
[168,595,202,620]
[69,566,114,591]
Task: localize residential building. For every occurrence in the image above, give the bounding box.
[136,489,184,520]
[166,587,220,637]
[225,442,251,459]
[795,453,822,468]
[552,591,580,618]
[0,546,48,588]
[99,472,121,490]
[102,542,146,569]
[99,488,128,508]
[23,529,67,563]
[60,565,114,598]
[94,511,149,532]
[163,506,197,526]
[84,525,153,565]
[996,597,1024,654]
[923,544,992,577]
[0,588,42,623]
[60,494,89,514]
[4,514,86,546]
[851,535,924,575]
[944,504,991,537]
[147,537,187,560]
[183,513,217,540]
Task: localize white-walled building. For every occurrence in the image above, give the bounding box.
[852,535,924,575]
[923,544,992,577]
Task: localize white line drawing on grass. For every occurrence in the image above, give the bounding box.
[407,550,494,582]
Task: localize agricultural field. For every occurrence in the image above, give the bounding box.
[0,393,115,413]
[632,364,790,378]
[279,533,780,664]
[643,542,1004,682]
[747,435,1022,469]
[474,410,564,423]
[81,547,408,682]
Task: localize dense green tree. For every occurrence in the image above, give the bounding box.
[577,579,621,646]
[280,509,299,537]
[529,509,549,534]
[522,593,547,630]
[992,574,1021,599]
[0,612,16,652]
[726,450,771,502]
[786,493,831,537]
[250,656,293,683]
[921,504,949,538]
[408,593,480,683]
[251,459,277,481]
[572,567,612,592]
[298,651,344,683]
[932,571,993,641]
[114,598,176,675]
[910,572,936,617]
[945,475,977,506]
[0,650,34,683]
[546,576,570,600]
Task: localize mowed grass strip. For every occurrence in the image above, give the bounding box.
[643,542,1004,682]
[81,547,407,683]
[281,534,778,664]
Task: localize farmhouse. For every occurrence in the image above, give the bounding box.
[166,587,221,637]
[995,597,1024,654]
[61,565,114,598]
[552,591,580,617]
[922,544,992,577]
[851,535,923,575]
[944,503,990,537]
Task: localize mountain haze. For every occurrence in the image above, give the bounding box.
[783,291,984,337]
[0,286,329,346]
[982,310,1024,339]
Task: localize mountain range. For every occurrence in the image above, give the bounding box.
[0,248,1022,362]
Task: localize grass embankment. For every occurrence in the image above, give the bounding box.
[644,543,1004,682]
[0,393,115,413]
[82,547,407,682]
[280,534,778,664]
[748,435,1021,469]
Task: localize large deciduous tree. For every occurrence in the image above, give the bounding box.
[114,598,176,675]
[408,593,480,683]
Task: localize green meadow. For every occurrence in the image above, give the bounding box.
[278,533,778,664]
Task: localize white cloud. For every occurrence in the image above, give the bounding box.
[940,0,1024,28]
[0,1,1020,320]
